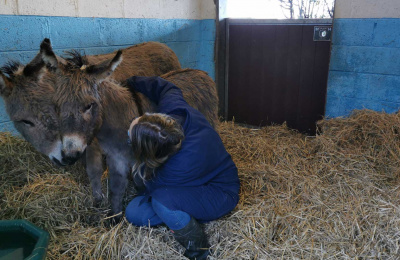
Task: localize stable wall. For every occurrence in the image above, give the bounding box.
[0,0,216,133]
[326,0,400,117]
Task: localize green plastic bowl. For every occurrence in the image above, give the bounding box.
[0,220,49,260]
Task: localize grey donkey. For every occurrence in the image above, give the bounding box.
[39,40,219,221]
[0,38,182,208]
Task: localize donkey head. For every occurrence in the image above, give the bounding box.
[44,44,123,165]
[0,42,64,165]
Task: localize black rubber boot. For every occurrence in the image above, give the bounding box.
[171,217,210,260]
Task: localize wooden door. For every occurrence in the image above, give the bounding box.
[226,20,332,134]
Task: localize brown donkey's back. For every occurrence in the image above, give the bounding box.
[161,69,219,128]
[88,42,181,82]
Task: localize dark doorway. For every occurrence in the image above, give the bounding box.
[224,19,332,135]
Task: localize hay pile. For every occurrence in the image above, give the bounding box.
[1,109,400,259]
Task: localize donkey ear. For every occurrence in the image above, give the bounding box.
[86,50,123,83]
[40,38,59,71]
[0,72,13,97]
[21,38,58,78]
[22,58,46,79]
[23,50,46,79]
[109,50,123,72]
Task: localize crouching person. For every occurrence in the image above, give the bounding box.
[125,76,240,260]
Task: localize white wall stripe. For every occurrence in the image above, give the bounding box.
[335,0,400,19]
[0,0,216,19]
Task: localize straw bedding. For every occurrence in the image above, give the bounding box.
[1,109,400,259]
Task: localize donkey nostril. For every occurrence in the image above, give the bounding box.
[75,151,82,158]
[61,150,66,159]
[63,155,79,165]
[52,157,66,167]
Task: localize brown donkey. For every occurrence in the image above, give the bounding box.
[0,38,181,205]
[40,42,219,219]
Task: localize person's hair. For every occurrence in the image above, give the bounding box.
[129,113,184,181]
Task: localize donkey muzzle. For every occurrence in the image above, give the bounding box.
[61,135,87,165]
[61,149,82,165]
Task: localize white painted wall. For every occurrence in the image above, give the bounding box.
[0,0,216,19]
[335,0,400,18]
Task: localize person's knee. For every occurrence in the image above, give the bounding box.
[126,196,164,226]
[125,196,156,226]
[151,198,191,230]
[151,197,171,215]
[125,197,142,225]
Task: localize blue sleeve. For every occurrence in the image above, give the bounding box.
[126,76,190,115]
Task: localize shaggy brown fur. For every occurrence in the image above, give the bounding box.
[162,69,219,128]
[87,42,181,80]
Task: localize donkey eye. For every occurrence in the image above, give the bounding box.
[20,120,35,127]
[84,103,94,112]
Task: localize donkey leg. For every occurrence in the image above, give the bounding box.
[106,154,129,222]
[85,139,105,207]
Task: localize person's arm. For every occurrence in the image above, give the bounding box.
[126,76,189,114]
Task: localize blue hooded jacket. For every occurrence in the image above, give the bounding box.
[127,76,240,198]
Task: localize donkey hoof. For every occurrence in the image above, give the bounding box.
[93,197,103,208]
[92,193,105,208]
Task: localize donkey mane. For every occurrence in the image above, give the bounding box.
[63,50,89,71]
[1,61,23,77]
